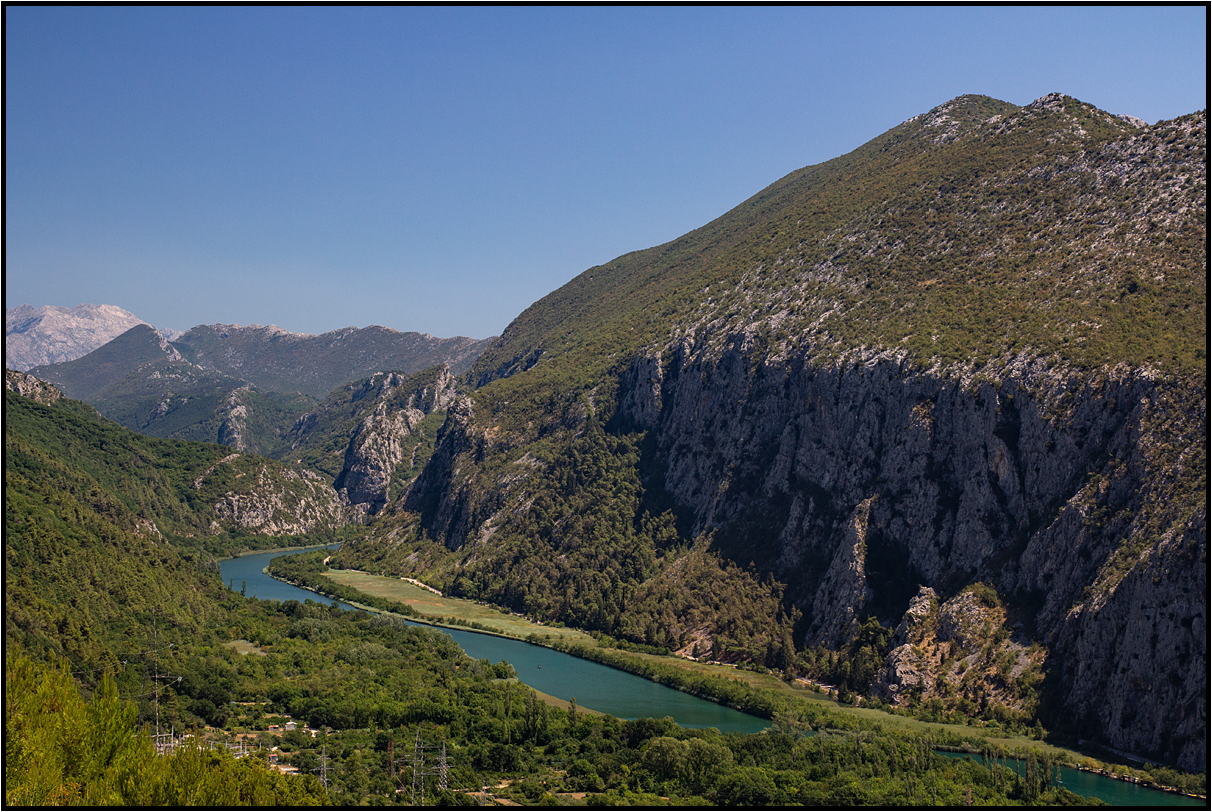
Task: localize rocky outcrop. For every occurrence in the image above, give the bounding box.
[400,395,484,545]
[874,585,1044,716]
[217,387,253,451]
[6,369,64,405]
[208,461,354,535]
[807,497,874,648]
[289,366,460,513]
[6,304,176,371]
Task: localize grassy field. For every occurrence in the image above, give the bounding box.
[325,569,597,646]
[223,639,267,656]
[324,569,1107,765]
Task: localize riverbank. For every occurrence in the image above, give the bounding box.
[265,561,1205,802]
[217,541,341,561]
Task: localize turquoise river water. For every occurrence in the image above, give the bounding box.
[220,546,1202,807]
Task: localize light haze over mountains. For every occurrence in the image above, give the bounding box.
[5,303,181,371]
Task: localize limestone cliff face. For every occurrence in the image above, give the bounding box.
[289,366,459,513]
[807,497,874,649]
[399,394,484,546]
[217,387,253,451]
[196,455,354,535]
[610,337,1204,769]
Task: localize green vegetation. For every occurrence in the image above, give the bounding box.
[7,385,1206,805]
[322,568,599,645]
[334,417,799,660]
[6,652,326,805]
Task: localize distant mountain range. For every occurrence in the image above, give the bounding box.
[25,319,496,465]
[5,303,180,370]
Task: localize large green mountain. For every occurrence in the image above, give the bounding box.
[331,94,1206,770]
[4,370,358,671]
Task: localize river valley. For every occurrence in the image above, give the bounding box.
[219,546,1204,807]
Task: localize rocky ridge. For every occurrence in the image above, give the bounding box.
[205,461,355,536]
[5,369,65,406]
[174,323,493,398]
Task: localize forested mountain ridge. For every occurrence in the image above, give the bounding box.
[5,372,356,562]
[173,322,492,398]
[331,94,1207,770]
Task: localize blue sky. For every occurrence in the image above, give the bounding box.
[6,6,1206,338]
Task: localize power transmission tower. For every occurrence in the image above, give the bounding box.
[136,608,181,753]
[319,744,330,790]
[402,725,449,806]
[411,726,424,806]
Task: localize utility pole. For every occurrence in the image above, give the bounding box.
[412,726,424,806]
[144,608,180,753]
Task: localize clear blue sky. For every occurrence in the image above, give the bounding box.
[6,6,1206,338]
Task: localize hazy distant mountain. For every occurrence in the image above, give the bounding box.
[5,303,180,371]
[29,324,185,401]
[173,323,494,398]
[26,321,495,458]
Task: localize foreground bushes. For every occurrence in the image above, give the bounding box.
[4,652,326,806]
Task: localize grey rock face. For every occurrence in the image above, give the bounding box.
[613,340,1205,769]
[204,459,354,535]
[292,366,460,513]
[807,497,875,648]
[5,369,64,405]
[217,387,253,451]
